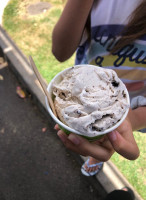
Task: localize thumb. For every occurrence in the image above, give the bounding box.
[107,130,139,160]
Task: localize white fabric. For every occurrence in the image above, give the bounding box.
[92,0,142,26]
[76,0,146,106]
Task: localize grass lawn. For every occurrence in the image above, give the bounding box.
[111,131,146,200]
[3,0,74,83]
[3,1,146,199]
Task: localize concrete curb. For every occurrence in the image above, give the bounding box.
[0,26,48,108]
[0,26,143,200]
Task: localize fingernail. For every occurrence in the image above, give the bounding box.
[54,124,58,130]
[68,134,80,145]
[57,132,66,143]
[108,130,118,141]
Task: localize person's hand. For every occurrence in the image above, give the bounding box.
[107,116,139,160]
[55,116,139,161]
[55,124,115,162]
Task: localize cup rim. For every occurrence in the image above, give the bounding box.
[45,64,130,137]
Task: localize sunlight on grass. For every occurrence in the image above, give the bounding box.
[3,0,74,83]
[111,131,146,199]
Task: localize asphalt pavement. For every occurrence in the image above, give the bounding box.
[0,48,107,200]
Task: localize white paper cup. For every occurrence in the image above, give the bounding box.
[45,65,130,141]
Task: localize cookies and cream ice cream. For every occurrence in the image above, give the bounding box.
[52,65,129,137]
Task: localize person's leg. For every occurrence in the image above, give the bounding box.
[104,187,135,200]
[81,157,103,176]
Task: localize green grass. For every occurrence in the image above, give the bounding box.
[3,1,146,199]
[3,0,74,83]
[111,131,146,199]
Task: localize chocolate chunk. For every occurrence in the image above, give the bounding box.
[112,81,119,87]
[122,90,126,98]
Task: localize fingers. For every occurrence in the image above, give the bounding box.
[57,131,87,155]
[116,119,134,142]
[57,131,114,162]
[54,124,60,130]
[93,135,114,154]
[55,120,139,161]
[107,130,139,160]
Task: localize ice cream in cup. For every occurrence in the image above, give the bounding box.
[45,64,130,141]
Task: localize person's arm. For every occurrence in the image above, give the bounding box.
[52,0,94,62]
[128,107,146,131]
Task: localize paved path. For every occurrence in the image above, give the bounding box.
[0,48,107,200]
